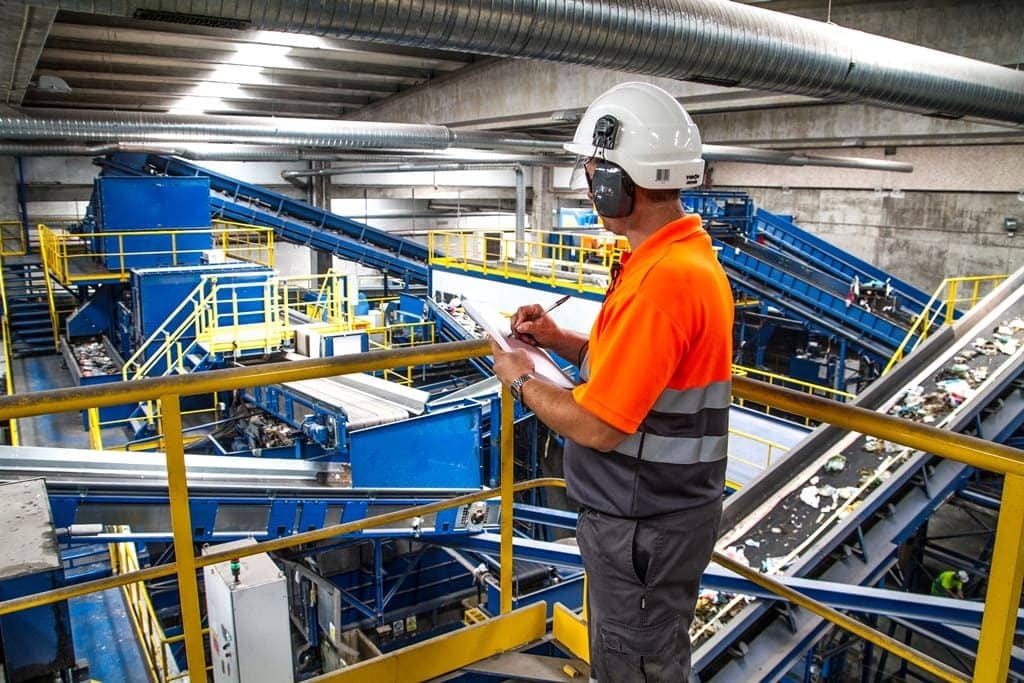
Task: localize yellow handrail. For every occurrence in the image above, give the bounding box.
[884,274,1008,374]
[0,220,27,256]
[0,317,17,446]
[123,280,217,381]
[428,229,626,295]
[110,530,212,682]
[38,224,275,286]
[726,427,790,481]
[731,363,854,426]
[0,342,1020,681]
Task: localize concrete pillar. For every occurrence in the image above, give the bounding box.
[0,157,18,220]
[530,166,556,233]
[308,160,333,275]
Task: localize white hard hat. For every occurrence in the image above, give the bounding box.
[564,82,705,190]
[957,570,969,583]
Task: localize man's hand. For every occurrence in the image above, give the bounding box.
[510,303,563,347]
[489,337,535,383]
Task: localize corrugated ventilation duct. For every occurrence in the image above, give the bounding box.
[47,0,1024,125]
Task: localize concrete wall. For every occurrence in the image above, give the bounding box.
[0,158,18,220]
[711,144,1024,288]
[738,187,1022,290]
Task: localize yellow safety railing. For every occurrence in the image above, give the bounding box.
[0,220,27,256]
[732,363,854,426]
[38,224,275,286]
[428,230,627,294]
[1,342,1022,681]
[123,277,290,383]
[884,274,1009,374]
[366,320,437,384]
[110,530,211,682]
[89,405,220,452]
[725,427,790,489]
[280,270,350,329]
[211,219,276,268]
[1,317,17,446]
[0,246,21,444]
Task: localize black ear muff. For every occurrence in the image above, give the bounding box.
[590,160,635,219]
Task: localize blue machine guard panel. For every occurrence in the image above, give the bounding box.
[131,264,271,350]
[96,176,211,229]
[349,404,483,489]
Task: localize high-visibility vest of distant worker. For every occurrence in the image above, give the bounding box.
[931,569,969,598]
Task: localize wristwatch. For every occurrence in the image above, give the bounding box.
[509,373,535,402]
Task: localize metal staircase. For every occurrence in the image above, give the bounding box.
[1,258,70,355]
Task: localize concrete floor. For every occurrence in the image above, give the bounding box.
[12,353,92,449]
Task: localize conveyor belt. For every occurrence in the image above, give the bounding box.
[282,377,410,430]
[0,447,497,543]
[699,266,1024,676]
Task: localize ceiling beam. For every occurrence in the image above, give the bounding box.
[47,21,470,72]
[1,3,57,106]
[22,97,352,118]
[36,52,410,90]
[42,40,436,81]
[48,67,398,96]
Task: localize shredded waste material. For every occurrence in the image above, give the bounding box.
[72,341,119,376]
[697,316,1024,649]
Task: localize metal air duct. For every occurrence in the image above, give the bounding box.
[50,0,1024,125]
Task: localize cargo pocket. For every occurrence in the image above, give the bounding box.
[598,615,683,682]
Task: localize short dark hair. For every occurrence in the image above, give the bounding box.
[640,187,681,203]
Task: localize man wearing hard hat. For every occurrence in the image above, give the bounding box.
[492,82,732,681]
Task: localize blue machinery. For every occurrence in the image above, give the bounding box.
[3,160,1023,679]
[99,153,430,286]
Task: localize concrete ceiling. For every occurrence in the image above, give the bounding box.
[8,9,479,119]
[1,1,1020,150]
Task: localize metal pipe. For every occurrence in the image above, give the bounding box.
[0,113,558,153]
[702,145,915,173]
[514,164,526,256]
[282,161,553,181]
[0,142,914,173]
[53,1,1024,125]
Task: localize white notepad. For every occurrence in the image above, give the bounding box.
[462,300,577,390]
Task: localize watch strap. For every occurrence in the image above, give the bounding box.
[509,372,535,401]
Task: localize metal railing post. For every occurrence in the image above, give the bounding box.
[974,473,1024,681]
[160,394,206,677]
[500,383,514,615]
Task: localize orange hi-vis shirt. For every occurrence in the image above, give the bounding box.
[564,214,734,517]
[573,214,734,433]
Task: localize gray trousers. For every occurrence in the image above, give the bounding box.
[576,499,722,682]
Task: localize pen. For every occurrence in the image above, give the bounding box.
[543,295,571,315]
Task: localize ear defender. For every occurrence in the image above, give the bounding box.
[590,160,635,218]
[588,115,635,218]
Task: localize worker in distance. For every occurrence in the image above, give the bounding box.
[490,81,732,681]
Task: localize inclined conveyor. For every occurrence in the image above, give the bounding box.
[699,266,1024,680]
[716,237,914,362]
[752,208,932,315]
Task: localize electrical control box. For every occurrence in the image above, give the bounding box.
[203,539,292,683]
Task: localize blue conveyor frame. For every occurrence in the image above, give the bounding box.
[97,153,430,285]
[717,239,911,361]
[753,208,932,314]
